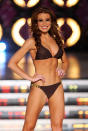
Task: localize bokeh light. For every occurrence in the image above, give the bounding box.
[52,0,79,7]
[52,0,64,7]
[0,42,6,52]
[57,18,81,47]
[67,55,80,79]
[0,52,6,63]
[11,18,31,46]
[66,0,79,7]
[27,0,40,8]
[13,0,40,8]
[66,18,81,47]
[0,24,3,40]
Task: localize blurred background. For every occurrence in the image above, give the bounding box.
[0,0,88,130]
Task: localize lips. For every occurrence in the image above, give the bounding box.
[41,26,48,29]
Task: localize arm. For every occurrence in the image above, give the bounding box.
[8,38,45,82]
[57,30,69,77]
[56,50,69,78]
[61,50,69,73]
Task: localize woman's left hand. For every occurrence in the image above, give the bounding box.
[56,67,66,78]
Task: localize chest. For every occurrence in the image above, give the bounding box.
[29,39,63,60]
[41,39,59,57]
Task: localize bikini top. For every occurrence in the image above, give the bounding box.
[35,43,63,60]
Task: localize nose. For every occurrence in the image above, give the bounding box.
[42,20,47,25]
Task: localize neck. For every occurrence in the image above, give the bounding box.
[41,32,50,39]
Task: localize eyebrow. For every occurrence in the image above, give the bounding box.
[38,18,51,20]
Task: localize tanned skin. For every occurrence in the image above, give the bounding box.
[8,13,69,131]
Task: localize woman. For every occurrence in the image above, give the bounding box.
[8,7,68,131]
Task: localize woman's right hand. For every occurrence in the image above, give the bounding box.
[31,73,45,83]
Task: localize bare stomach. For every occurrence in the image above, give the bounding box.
[33,58,61,86]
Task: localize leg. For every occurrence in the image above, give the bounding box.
[22,84,47,131]
[48,84,64,131]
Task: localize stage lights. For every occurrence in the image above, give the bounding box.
[67,18,81,46]
[0,24,3,40]
[73,124,88,128]
[0,52,6,63]
[0,42,6,52]
[77,98,88,105]
[11,18,31,46]
[13,0,25,7]
[11,18,25,46]
[66,55,80,78]
[13,0,40,8]
[27,0,40,8]
[52,0,64,7]
[11,17,81,48]
[66,0,79,7]
[52,0,79,7]
[57,18,81,47]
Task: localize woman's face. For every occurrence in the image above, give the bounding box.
[37,13,51,33]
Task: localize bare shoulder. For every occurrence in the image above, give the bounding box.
[23,37,36,50]
[8,37,36,63]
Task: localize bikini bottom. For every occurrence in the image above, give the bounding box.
[31,81,61,99]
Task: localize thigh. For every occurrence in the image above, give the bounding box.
[48,84,65,121]
[25,85,47,123]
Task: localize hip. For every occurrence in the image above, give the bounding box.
[32,73,61,86]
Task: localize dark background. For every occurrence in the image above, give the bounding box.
[0,0,88,53]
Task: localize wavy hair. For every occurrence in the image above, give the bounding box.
[31,7,63,48]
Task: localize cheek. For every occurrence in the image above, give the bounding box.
[48,22,51,28]
[48,21,51,26]
[37,22,42,28]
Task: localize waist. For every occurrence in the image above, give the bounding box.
[33,71,61,86]
[31,81,62,87]
[34,57,58,70]
[33,59,61,85]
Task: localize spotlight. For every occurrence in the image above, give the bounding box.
[27,0,40,8]
[13,0,40,8]
[0,52,6,63]
[13,0,25,7]
[57,18,81,47]
[66,18,81,47]
[52,0,64,7]
[66,55,80,79]
[0,42,6,52]
[11,18,31,46]
[66,0,79,7]
[73,124,88,129]
[52,0,79,7]
[0,24,3,40]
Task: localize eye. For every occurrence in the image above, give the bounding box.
[46,18,51,21]
[38,19,43,22]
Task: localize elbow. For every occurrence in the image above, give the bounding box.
[8,61,13,69]
[66,60,69,71]
[8,60,15,70]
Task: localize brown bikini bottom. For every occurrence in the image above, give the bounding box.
[31,81,62,99]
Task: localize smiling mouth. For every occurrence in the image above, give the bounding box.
[41,26,48,29]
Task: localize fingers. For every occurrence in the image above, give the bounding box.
[60,71,65,78]
[37,74,45,82]
[32,73,45,83]
[57,68,66,78]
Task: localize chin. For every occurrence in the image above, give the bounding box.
[40,29,50,33]
[42,30,49,33]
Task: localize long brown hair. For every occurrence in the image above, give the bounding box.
[31,7,63,48]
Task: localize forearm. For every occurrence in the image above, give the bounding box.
[62,62,69,73]
[8,63,32,81]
